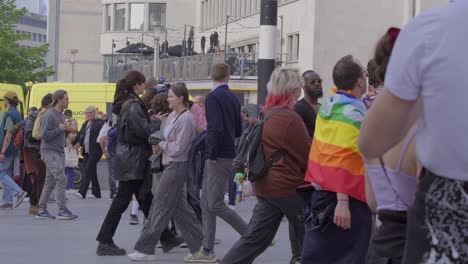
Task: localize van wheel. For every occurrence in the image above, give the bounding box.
[73,160,84,189]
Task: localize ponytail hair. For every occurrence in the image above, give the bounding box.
[113,71,146,103]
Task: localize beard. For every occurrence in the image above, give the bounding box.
[306,88,323,101]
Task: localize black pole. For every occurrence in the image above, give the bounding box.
[224,15,229,60]
[183,24,187,56]
[140,33,144,55]
[257,0,278,110]
[125,37,129,65]
[111,39,114,81]
[111,39,114,66]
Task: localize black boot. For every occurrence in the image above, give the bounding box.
[96,242,127,256]
[161,236,185,253]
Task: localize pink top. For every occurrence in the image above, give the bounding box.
[190,103,207,132]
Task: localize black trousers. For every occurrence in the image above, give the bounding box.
[29,149,46,207]
[79,153,101,198]
[96,180,175,245]
[186,172,202,223]
[221,195,304,264]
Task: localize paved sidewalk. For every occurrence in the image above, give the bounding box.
[0,191,294,264]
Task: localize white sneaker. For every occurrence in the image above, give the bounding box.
[128,251,157,261]
[74,192,84,199]
[66,189,74,194]
[86,194,97,199]
[228,205,236,210]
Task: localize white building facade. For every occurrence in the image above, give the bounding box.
[47,0,103,83]
[192,0,452,96]
[15,12,47,49]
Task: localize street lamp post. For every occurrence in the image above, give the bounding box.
[68,49,78,82]
[153,26,161,79]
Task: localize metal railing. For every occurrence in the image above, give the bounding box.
[105,52,258,82]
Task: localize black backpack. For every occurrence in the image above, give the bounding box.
[233,108,286,182]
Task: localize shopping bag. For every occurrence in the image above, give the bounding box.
[65,147,79,168]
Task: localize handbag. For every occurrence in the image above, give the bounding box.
[65,147,79,168]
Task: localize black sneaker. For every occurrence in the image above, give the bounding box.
[0,203,13,210]
[57,208,78,220]
[162,236,185,253]
[96,242,127,256]
[129,214,139,225]
[36,209,56,220]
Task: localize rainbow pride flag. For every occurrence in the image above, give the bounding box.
[304,91,367,202]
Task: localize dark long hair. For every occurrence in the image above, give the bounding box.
[113,71,146,103]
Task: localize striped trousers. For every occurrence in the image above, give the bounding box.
[134,161,203,255]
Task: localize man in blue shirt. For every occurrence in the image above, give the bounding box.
[0,91,27,209]
[185,63,248,263]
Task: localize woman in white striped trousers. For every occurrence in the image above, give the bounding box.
[128,83,203,261]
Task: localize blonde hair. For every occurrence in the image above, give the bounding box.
[266,68,301,96]
[85,106,97,114]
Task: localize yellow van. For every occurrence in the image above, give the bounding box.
[28,83,116,127]
[0,83,27,116]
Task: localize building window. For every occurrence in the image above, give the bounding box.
[105,4,111,31]
[44,35,47,42]
[114,3,126,31]
[32,33,37,41]
[38,34,42,42]
[287,33,299,62]
[149,3,166,31]
[129,3,144,31]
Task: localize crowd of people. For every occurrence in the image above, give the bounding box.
[1,2,467,263]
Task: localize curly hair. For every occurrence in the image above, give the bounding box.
[150,92,171,115]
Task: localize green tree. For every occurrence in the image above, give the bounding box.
[0,0,54,87]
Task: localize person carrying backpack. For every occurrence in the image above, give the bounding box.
[0,91,27,210]
[24,94,52,215]
[221,68,310,264]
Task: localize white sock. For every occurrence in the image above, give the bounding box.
[131,200,139,216]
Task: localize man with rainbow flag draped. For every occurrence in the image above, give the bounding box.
[300,55,372,263]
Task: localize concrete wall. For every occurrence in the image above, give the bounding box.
[312,0,407,96]
[57,0,103,82]
[47,0,103,82]
[418,0,451,13]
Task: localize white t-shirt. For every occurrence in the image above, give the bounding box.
[96,120,111,143]
[385,1,468,181]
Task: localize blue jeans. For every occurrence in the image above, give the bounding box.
[65,167,75,190]
[0,155,21,204]
[0,156,16,204]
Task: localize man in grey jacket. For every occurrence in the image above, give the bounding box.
[36,90,78,220]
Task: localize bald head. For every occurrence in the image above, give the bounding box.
[302,70,323,101]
